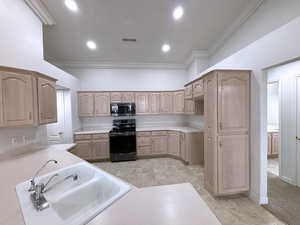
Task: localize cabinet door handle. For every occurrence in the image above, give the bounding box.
[297,136,300,141]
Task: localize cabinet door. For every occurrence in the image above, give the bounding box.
[160,92,173,113]
[94,93,110,116]
[72,140,93,160]
[205,73,218,137]
[137,145,152,156]
[152,135,168,154]
[149,92,160,114]
[193,79,204,98]
[122,92,135,103]
[110,92,122,103]
[78,93,94,117]
[272,133,279,155]
[180,133,186,161]
[184,84,193,99]
[168,131,180,157]
[204,134,218,194]
[184,99,195,114]
[38,77,57,124]
[218,135,249,194]
[93,139,109,159]
[136,92,149,114]
[0,72,34,126]
[173,91,184,114]
[218,71,249,135]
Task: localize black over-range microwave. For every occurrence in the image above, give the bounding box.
[110,103,136,117]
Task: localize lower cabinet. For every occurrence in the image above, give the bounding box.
[72,134,109,160]
[268,132,279,157]
[168,131,180,157]
[152,132,168,154]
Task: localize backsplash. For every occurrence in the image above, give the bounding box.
[80,115,189,129]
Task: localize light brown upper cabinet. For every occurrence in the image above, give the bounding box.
[136,92,149,114]
[94,93,110,116]
[204,70,250,196]
[78,93,94,117]
[217,71,249,135]
[173,91,185,114]
[0,67,57,127]
[37,77,57,124]
[121,92,135,103]
[193,79,204,98]
[184,99,195,115]
[0,71,34,127]
[160,92,173,113]
[184,84,193,99]
[110,92,122,103]
[149,92,160,114]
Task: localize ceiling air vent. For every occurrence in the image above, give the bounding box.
[122,38,137,43]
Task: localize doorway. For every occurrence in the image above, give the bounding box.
[47,89,72,144]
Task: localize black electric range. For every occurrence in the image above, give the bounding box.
[109,119,137,162]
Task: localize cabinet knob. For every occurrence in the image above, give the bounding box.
[296,136,300,141]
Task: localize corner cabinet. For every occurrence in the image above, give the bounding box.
[37,76,57,124]
[204,70,250,196]
[0,67,57,127]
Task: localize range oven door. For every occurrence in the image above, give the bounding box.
[110,103,136,117]
[109,132,137,162]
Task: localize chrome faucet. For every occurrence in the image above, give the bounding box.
[28,159,58,192]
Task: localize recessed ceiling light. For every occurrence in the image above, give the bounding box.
[86,41,97,50]
[162,44,171,53]
[173,6,184,20]
[64,0,78,12]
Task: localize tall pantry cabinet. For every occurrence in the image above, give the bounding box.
[204,70,250,196]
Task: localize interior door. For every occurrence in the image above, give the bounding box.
[296,76,300,186]
[47,90,65,144]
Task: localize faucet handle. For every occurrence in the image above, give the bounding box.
[28,179,36,192]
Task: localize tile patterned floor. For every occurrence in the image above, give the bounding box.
[94,158,285,225]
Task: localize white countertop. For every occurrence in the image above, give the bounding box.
[74,126,203,135]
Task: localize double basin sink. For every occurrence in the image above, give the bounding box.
[16,162,131,225]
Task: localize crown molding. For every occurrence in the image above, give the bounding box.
[208,0,265,56]
[185,50,209,68]
[47,59,187,70]
[24,0,56,25]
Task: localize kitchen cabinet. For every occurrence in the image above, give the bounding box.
[204,70,250,196]
[0,67,57,127]
[78,93,94,117]
[94,93,110,116]
[0,71,34,127]
[180,133,186,161]
[193,79,204,98]
[268,132,280,157]
[173,91,185,114]
[168,131,180,157]
[160,92,173,113]
[37,77,57,124]
[184,99,195,114]
[137,132,152,156]
[121,92,135,103]
[149,92,160,114]
[152,131,168,154]
[73,133,109,160]
[71,140,93,160]
[110,92,122,103]
[136,92,149,114]
[185,84,193,99]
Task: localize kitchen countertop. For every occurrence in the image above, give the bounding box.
[0,144,221,225]
[74,126,204,135]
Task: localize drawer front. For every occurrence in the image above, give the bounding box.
[137,136,151,146]
[137,131,152,137]
[74,134,92,140]
[93,133,109,139]
[138,145,152,156]
[152,131,168,136]
[193,80,204,97]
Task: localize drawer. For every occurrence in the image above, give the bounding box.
[137,145,152,156]
[137,136,151,146]
[152,131,168,136]
[74,134,92,140]
[137,131,152,137]
[93,133,109,139]
[193,80,204,97]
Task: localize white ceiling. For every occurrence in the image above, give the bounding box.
[42,0,262,66]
